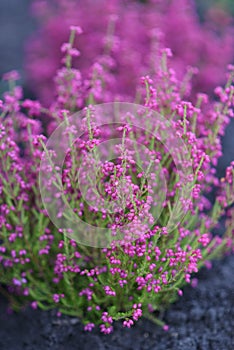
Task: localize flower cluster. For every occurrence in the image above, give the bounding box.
[26,0,234,104]
[0,9,234,335]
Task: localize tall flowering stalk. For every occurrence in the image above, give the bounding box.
[0,25,234,335]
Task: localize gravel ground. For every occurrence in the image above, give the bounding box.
[0,1,234,349]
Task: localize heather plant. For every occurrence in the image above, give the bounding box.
[26,0,234,104]
[0,27,234,335]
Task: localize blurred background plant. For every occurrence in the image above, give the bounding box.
[24,0,234,105]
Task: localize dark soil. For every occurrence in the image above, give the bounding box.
[0,255,234,350]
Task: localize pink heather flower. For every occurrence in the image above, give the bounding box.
[100,324,113,335]
[161,227,168,235]
[123,319,134,328]
[224,163,234,184]
[58,241,64,249]
[22,99,42,116]
[61,43,72,53]
[53,294,60,303]
[191,278,198,288]
[0,247,6,253]
[204,261,212,270]
[70,25,83,35]
[132,307,142,321]
[84,323,95,332]
[103,285,116,296]
[192,184,201,199]
[53,293,64,303]
[163,325,169,332]
[12,278,22,286]
[198,233,211,247]
[79,288,93,301]
[68,48,80,57]
[2,70,20,81]
[23,288,29,296]
[31,301,38,309]
[148,304,154,313]
[197,93,209,104]
[101,312,113,324]
[160,47,173,57]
